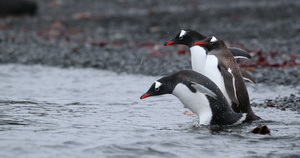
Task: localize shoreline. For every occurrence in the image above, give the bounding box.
[0,63,299,112]
[0,0,299,110]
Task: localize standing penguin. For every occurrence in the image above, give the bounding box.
[164,29,259,120]
[193,36,260,119]
[165,29,256,84]
[140,70,254,126]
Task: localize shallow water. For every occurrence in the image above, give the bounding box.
[0,64,299,158]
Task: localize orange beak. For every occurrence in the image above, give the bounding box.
[140,93,151,99]
[194,42,207,45]
[164,41,175,46]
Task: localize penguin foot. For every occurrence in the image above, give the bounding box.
[184,111,196,115]
[248,112,262,121]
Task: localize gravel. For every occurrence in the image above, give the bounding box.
[0,0,299,109]
[252,94,300,113]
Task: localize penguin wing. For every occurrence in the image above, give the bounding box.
[188,81,217,99]
[239,68,256,84]
[219,66,239,105]
[228,47,251,59]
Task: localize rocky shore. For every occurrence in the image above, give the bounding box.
[0,0,299,109]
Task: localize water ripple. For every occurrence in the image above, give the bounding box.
[0,65,299,158]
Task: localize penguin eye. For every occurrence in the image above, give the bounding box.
[179,36,183,40]
[155,87,160,91]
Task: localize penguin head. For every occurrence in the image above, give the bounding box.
[140,79,174,99]
[164,29,206,47]
[194,36,226,51]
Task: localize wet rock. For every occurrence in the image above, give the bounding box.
[252,125,270,135]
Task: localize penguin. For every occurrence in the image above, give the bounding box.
[193,36,260,120]
[140,70,254,126]
[164,30,258,117]
[165,29,256,84]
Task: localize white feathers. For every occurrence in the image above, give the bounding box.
[155,81,162,89]
[233,56,249,59]
[204,55,232,105]
[228,47,251,59]
[228,68,238,103]
[190,46,232,106]
[233,113,247,125]
[179,30,187,39]
[190,46,207,73]
[210,36,217,43]
[190,81,217,99]
[243,77,255,84]
[190,45,232,105]
[172,83,212,125]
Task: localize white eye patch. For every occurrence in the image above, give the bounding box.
[179,30,187,39]
[155,81,162,89]
[210,36,217,43]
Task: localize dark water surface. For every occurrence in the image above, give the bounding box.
[0,64,299,158]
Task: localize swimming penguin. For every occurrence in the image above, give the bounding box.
[165,29,256,84]
[193,36,260,119]
[140,70,254,126]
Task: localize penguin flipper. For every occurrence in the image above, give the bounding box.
[239,68,256,84]
[188,81,217,99]
[219,66,239,105]
[228,47,251,59]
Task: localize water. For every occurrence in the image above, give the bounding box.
[0,64,299,158]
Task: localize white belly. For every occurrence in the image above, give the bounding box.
[190,46,207,73]
[172,83,212,125]
[190,48,232,105]
[205,55,232,105]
